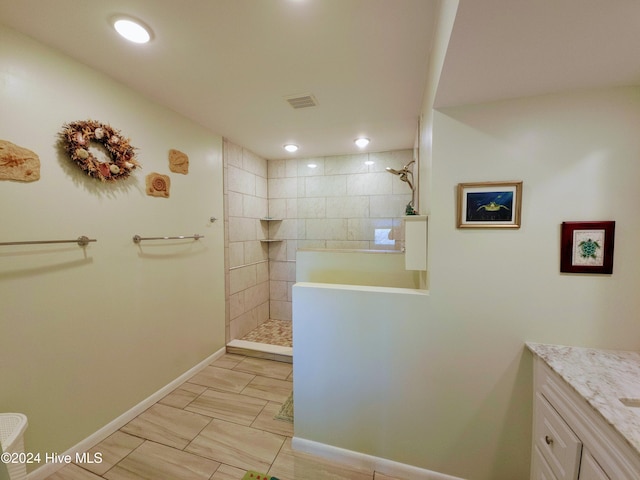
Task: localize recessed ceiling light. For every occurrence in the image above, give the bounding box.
[113,17,152,44]
[355,137,370,148]
[284,144,299,153]
[307,163,317,169]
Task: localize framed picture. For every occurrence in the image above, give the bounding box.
[457,181,522,228]
[560,221,615,274]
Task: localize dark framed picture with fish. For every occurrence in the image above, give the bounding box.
[457,181,522,228]
[560,221,615,274]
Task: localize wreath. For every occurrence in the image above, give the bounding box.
[60,120,140,182]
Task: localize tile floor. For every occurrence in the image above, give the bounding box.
[44,353,403,480]
[240,319,292,347]
[228,319,293,363]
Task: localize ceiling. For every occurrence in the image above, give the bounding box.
[2,1,640,160]
[436,0,640,108]
[0,0,437,160]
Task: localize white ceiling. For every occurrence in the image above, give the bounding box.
[2,1,640,159]
[436,0,640,108]
[0,0,437,160]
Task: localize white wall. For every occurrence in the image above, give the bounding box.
[293,86,640,480]
[429,87,640,478]
[292,283,435,478]
[432,87,640,348]
[419,0,460,216]
[0,26,225,469]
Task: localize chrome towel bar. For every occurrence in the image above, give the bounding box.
[0,236,96,247]
[132,234,203,244]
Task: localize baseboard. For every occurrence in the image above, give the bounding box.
[27,347,226,480]
[291,437,465,480]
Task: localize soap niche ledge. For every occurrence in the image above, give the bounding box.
[260,217,283,243]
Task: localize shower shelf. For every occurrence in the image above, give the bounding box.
[260,217,282,243]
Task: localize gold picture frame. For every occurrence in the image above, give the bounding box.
[457,181,522,228]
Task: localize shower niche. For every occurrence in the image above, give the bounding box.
[259,217,283,243]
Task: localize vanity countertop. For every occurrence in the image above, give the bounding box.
[526,342,640,455]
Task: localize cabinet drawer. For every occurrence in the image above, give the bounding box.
[532,445,559,480]
[534,391,582,480]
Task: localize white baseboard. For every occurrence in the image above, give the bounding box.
[291,437,465,480]
[27,347,226,480]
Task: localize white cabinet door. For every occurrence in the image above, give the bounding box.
[533,392,582,480]
[532,446,559,480]
[579,451,610,480]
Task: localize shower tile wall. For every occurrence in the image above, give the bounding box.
[223,139,270,343]
[224,143,414,340]
[266,149,413,322]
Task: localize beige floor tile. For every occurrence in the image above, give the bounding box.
[47,355,395,480]
[185,418,285,473]
[241,375,293,404]
[159,382,207,409]
[103,440,219,480]
[251,401,294,437]
[188,365,255,392]
[120,404,211,449]
[184,388,267,426]
[46,463,104,480]
[211,353,247,369]
[268,438,373,480]
[233,357,293,380]
[75,431,144,475]
[210,463,248,479]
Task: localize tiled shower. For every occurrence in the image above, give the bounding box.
[223,138,414,348]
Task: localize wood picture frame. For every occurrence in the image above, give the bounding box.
[457,181,522,228]
[560,221,615,274]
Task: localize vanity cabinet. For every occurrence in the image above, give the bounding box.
[532,390,581,479]
[578,451,610,480]
[531,356,640,480]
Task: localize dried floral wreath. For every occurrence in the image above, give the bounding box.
[59,120,140,181]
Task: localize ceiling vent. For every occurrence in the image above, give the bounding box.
[285,94,318,109]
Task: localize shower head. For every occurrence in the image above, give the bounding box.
[385,160,415,176]
[385,161,415,184]
[385,161,416,203]
[399,173,414,192]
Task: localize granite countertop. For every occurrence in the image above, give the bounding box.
[526,342,640,455]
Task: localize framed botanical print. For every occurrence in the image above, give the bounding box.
[457,181,522,228]
[560,221,615,274]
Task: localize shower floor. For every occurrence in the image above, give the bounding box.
[226,319,293,363]
[241,318,292,346]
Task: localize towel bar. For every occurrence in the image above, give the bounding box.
[132,234,203,244]
[0,236,95,247]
